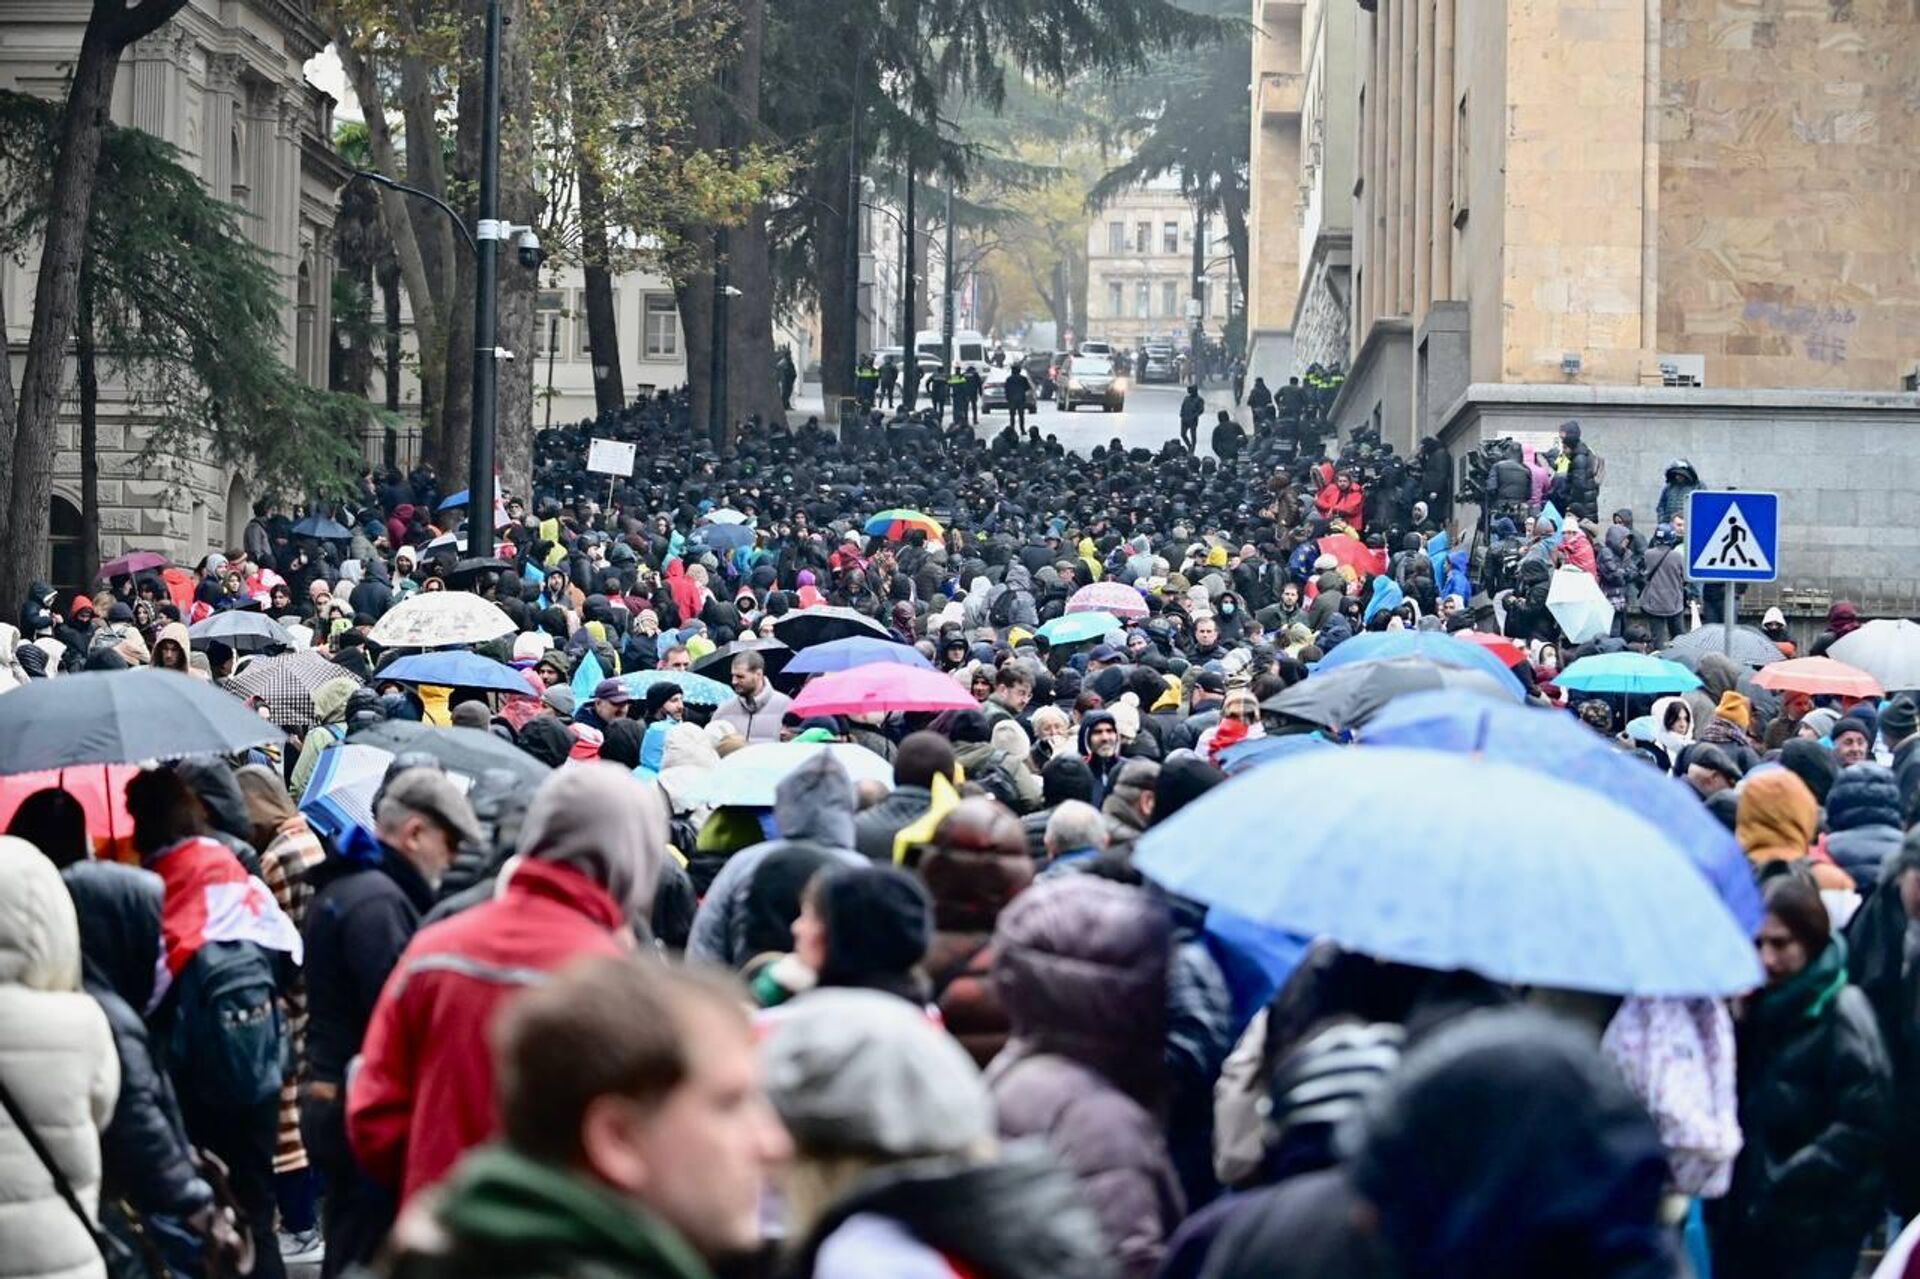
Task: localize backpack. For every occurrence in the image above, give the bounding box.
[989,585,1019,628]
[167,940,286,1109]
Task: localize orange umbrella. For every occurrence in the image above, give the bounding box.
[1316,534,1386,579]
[1752,656,1883,700]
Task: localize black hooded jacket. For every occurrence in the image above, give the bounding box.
[62,862,213,1220]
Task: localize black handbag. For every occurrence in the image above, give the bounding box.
[0,1071,151,1279]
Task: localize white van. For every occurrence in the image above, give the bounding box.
[916,328,988,369]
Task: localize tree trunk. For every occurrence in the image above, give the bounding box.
[678,259,715,445]
[576,146,625,415]
[2,13,141,616]
[493,0,536,502]
[1221,188,1249,303]
[724,0,779,432]
[77,256,100,587]
[811,148,853,406]
[379,258,403,413]
[438,0,485,483]
[0,246,16,522]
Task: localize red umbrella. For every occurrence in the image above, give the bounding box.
[790,664,976,717]
[1453,630,1528,669]
[1752,656,1883,700]
[98,550,171,580]
[0,765,140,862]
[1316,534,1386,579]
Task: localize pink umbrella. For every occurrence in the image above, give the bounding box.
[790,664,976,717]
[1066,580,1149,620]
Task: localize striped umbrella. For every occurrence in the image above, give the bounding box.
[1065,581,1149,620]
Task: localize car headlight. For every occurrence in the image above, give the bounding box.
[1067,380,1082,390]
[1113,378,1129,393]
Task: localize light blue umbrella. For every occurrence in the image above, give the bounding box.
[1036,610,1120,646]
[1361,690,1762,933]
[786,635,933,676]
[618,668,732,707]
[1216,733,1336,776]
[1134,746,1761,996]
[692,523,756,553]
[290,514,352,540]
[1556,652,1701,697]
[378,650,530,696]
[1313,630,1526,696]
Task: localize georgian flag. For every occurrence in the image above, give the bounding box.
[149,836,303,1010]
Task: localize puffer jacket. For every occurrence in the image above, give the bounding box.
[918,800,1035,1068]
[687,753,866,967]
[61,863,212,1226]
[1825,764,1904,892]
[987,877,1183,1279]
[1710,938,1889,1258]
[0,837,119,1279]
[854,785,935,864]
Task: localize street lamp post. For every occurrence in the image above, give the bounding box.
[901,159,917,410]
[466,0,503,558]
[843,55,864,398]
[941,183,955,375]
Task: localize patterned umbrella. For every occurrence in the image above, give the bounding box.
[1065,581,1149,620]
[222,649,364,733]
[618,669,733,707]
[863,508,944,540]
[1316,534,1386,579]
[367,592,516,648]
[1660,624,1785,669]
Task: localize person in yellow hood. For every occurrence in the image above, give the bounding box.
[1736,769,1854,892]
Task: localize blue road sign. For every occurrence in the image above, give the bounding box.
[1687,490,1779,583]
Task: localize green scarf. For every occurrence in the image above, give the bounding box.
[1757,933,1850,1028]
[432,1147,713,1279]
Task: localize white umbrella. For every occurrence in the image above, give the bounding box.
[367,592,516,648]
[1547,567,1615,644]
[1830,619,1920,692]
[703,508,753,526]
[689,741,895,807]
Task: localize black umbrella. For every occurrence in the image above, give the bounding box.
[691,637,792,679]
[1661,624,1784,669]
[1263,657,1522,733]
[291,514,353,541]
[189,610,296,655]
[348,721,552,787]
[446,557,516,588]
[771,606,889,651]
[0,669,283,772]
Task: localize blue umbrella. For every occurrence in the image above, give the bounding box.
[786,636,934,676]
[378,650,532,696]
[618,668,732,707]
[1134,746,1761,996]
[291,514,352,541]
[1216,732,1336,776]
[1036,610,1121,646]
[1362,690,1762,933]
[1557,652,1702,697]
[436,486,502,512]
[1313,630,1526,696]
[692,523,756,553]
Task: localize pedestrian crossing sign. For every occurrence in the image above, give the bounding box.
[1687,490,1779,583]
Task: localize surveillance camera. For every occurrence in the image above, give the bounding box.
[516,228,545,270]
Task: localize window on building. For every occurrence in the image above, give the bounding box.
[1453,91,1471,228]
[535,290,566,358]
[1135,222,1151,253]
[1107,221,1125,254]
[644,293,679,359]
[1163,221,1180,254]
[1107,280,1125,316]
[1135,281,1152,318]
[575,289,615,359]
[49,496,83,596]
[1161,280,1180,318]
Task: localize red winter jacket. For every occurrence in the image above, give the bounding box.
[1314,481,1365,534]
[345,859,626,1205]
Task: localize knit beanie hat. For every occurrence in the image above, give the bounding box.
[1881,695,1920,747]
[1714,691,1751,730]
[1832,716,1873,747]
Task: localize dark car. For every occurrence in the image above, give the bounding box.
[1057,355,1126,413]
[1025,351,1058,400]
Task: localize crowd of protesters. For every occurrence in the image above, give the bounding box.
[4,385,1920,1279]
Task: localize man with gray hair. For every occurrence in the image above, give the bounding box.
[302,768,481,1274]
[713,649,793,743]
[347,763,672,1211]
[1042,799,1110,871]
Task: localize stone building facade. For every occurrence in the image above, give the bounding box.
[1,0,346,591]
[1248,0,1359,387]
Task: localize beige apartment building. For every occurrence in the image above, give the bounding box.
[1085,181,1235,351]
[1250,0,1920,606]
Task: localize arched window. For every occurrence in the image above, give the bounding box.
[49,496,84,597]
